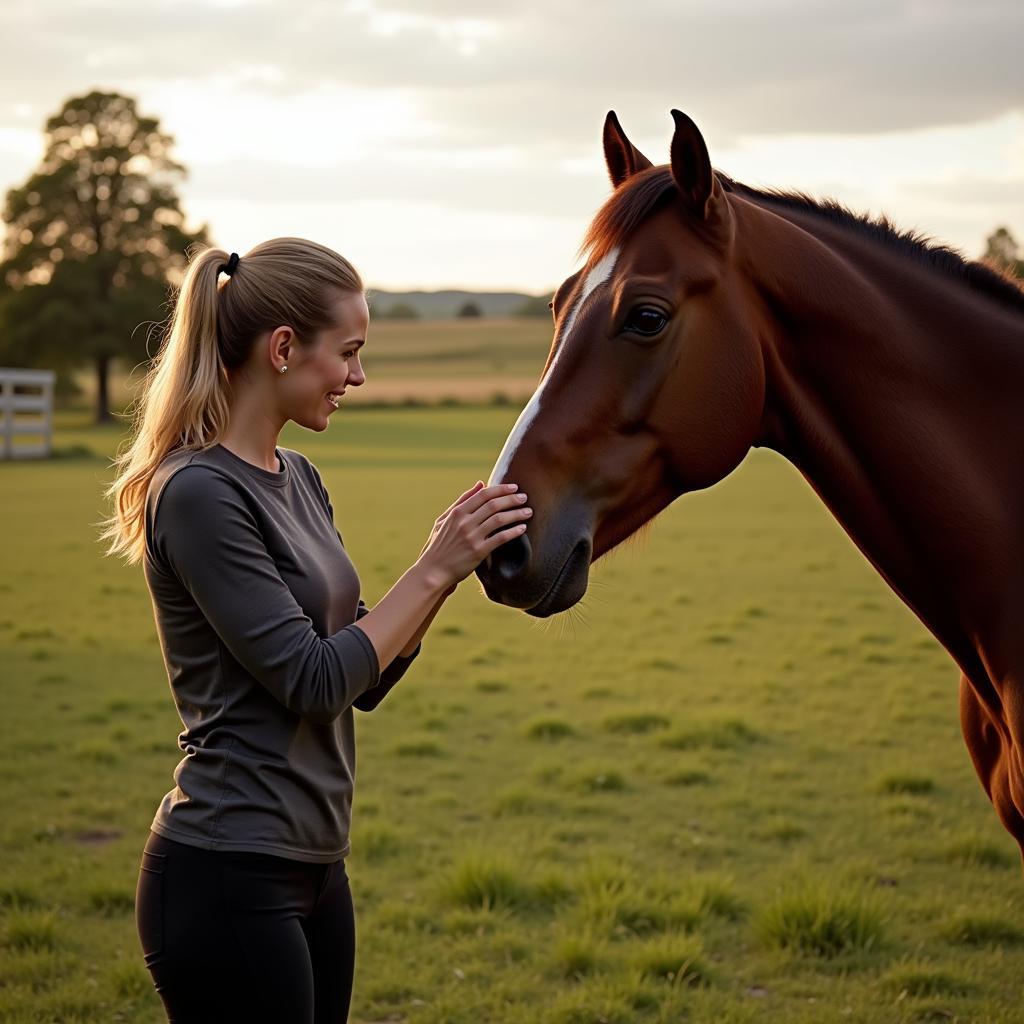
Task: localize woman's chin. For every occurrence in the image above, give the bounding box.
[294,412,331,432]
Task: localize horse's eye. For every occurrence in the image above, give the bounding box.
[622,306,668,337]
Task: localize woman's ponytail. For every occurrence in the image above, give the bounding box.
[99,237,362,565]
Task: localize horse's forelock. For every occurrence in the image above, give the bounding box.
[580,166,678,264]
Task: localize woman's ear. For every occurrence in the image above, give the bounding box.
[268,325,296,370]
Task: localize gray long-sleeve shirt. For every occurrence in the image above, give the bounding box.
[143,441,419,862]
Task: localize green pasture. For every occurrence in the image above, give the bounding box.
[70,318,555,412]
[3,401,1024,1023]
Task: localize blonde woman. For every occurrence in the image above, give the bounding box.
[100,238,532,1023]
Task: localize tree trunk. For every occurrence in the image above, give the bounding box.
[95,353,112,424]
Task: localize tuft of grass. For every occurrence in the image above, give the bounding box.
[4,909,61,952]
[554,932,605,979]
[548,984,635,1024]
[525,718,576,741]
[86,886,136,916]
[611,897,700,937]
[15,627,56,641]
[660,718,760,751]
[355,824,403,861]
[665,768,712,787]
[631,933,712,986]
[942,836,1015,869]
[884,798,934,820]
[860,632,894,645]
[475,679,507,693]
[442,855,531,912]
[881,960,974,998]
[878,773,935,796]
[576,867,700,938]
[492,787,550,817]
[757,882,885,957]
[703,632,734,645]
[361,978,419,1011]
[690,877,747,922]
[442,906,508,937]
[108,959,154,999]
[578,770,627,793]
[644,658,681,672]
[533,872,574,912]
[602,712,671,735]
[942,914,1024,946]
[392,739,444,758]
[0,883,42,910]
[757,818,807,843]
[71,740,119,765]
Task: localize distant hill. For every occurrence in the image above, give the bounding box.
[366,288,552,319]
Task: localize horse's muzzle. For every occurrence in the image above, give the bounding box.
[476,509,593,616]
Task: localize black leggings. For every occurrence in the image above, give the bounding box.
[135,831,355,1024]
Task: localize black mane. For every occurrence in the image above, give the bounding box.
[583,166,1024,316]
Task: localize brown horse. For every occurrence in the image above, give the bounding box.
[476,109,1024,855]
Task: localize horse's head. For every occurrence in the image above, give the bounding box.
[476,110,766,616]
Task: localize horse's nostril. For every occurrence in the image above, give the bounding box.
[491,533,531,584]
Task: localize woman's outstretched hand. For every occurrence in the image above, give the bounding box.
[416,481,532,590]
[354,482,532,674]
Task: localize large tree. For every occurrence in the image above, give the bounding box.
[983,226,1023,279]
[0,90,208,422]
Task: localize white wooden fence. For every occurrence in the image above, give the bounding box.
[1,368,55,460]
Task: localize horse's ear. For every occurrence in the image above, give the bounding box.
[603,111,654,189]
[669,109,714,218]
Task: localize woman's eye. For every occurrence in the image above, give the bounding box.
[622,307,668,337]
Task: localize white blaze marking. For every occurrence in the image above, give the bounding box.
[488,247,619,486]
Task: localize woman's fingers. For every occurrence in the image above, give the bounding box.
[421,482,531,585]
[480,520,529,555]
[455,482,521,518]
[437,481,485,520]
[466,491,531,530]
[474,500,533,539]
[452,480,485,509]
[434,483,485,524]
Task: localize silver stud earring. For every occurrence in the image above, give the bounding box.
[279,365,288,373]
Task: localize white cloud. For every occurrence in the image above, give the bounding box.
[0,0,1021,287]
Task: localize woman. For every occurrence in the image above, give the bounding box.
[99,237,532,1023]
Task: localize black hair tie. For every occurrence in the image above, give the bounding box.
[219,252,240,277]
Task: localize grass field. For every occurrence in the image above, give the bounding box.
[68,318,555,413]
[3,398,1024,1023]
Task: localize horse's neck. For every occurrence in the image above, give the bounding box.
[740,199,1024,683]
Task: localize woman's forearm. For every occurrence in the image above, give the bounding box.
[353,561,452,670]
[397,584,454,657]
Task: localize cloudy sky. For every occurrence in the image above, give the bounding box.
[2,0,1022,291]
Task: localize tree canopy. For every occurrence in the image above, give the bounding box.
[0,90,208,421]
[984,226,1023,279]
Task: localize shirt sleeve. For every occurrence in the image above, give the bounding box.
[152,465,381,725]
[350,599,422,712]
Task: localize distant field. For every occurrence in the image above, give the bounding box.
[3,407,1024,1023]
[69,317,555,412]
